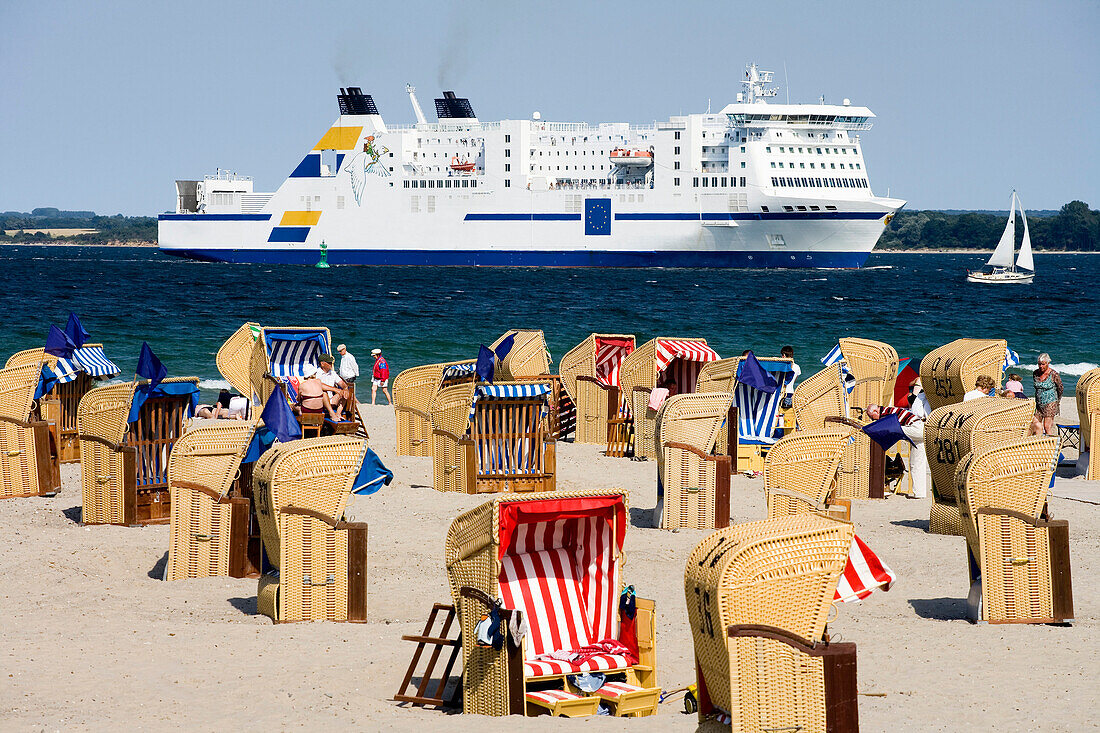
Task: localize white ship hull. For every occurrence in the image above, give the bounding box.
[159,69,904,268]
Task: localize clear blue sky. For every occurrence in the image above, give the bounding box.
[1,0,1096,215]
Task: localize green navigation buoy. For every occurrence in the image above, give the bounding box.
[315,239,330,268]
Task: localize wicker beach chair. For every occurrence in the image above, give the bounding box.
[924,397,1034,535]
[165,420,262,581]
[792,363,849,431]
[654,393,735,530]
[715,356,794,473]
[835,338,899,419]
[685,514,858,731]
[920,338,1008,411]
[955,435,1073,624]
[430,381,556,494]
[0,362,61,499]
[394,360,476,456]
[253,435,369,623]
[491,330,551,381]
[618,337,722,459]
[823,415,886,500]
[7,343,121,463]
[216,322,260,401]
[558,334,636,445]
[445,489,658,717]
[1076,368,1100,479]
[248,325,331,407]
[78,377,200,525]
[763,429,850,519]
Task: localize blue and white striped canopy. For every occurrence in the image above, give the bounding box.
[52,345,121,384]
[467,383,552,423]
[442,363,476,380]
[265,330,329,379]
[1004,346,1020,370]
[821,343,844,366]
[735,358,792,445]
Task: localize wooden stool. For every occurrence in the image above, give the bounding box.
[524,689,599,717]
[299,413,324,438]
[593,682,660,717]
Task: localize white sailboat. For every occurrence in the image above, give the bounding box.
[967,191,1034,284]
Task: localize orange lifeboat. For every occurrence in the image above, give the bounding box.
[609,148,653,166]
[450,156,476,173]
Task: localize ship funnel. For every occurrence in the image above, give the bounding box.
[337,87,379,115]
[435,91,477,120]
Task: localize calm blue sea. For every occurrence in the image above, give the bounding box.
[2,246,1095,397]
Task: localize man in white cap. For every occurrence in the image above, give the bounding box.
[337,344,359,384]
[371,348,391,405]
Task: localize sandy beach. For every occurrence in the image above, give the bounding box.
[1,402,1096,731]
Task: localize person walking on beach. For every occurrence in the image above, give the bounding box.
[371,348,391,405]
[1029,354,1063,436]
[866,402,928,499]
[337,344,359,384]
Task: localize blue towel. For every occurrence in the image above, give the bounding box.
[863,413,911,450]
[476,344,495,383]
[260,389,302,443]
[44,325,76,359]
[738,351,779,394]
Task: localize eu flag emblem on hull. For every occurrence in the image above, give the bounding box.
[585,198,611,236]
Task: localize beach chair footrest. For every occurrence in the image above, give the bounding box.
[594,682,661,717]
[525,689,599,717]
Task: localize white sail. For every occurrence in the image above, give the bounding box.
[1016,195,1034,272]
[987,191,1016,267]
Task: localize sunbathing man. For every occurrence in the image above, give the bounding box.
[295,369,340,420]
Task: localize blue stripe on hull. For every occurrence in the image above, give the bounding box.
[160,247,872,268]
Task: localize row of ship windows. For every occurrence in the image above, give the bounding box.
[690,177,748,188]
[767,146,855,155]
[402,179,479,189]
[771,161,861,170]
[771,176,868,189]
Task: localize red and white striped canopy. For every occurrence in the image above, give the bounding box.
[654,339,720,373]
[594,337,634,387]
[835,535,896,603]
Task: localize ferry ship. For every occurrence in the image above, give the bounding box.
[159,64,904,267]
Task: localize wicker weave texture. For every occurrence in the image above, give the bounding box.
[0,363,38,423]
[0,363,50,499]
[764,430,847,518]
[840,337,899,409]
[491,330,550,380]
[5,348,50,370]
[657,393,733,529]
[559,334,635,445]
[394,363,445,456]
[684,514,853,717]
[956,436,1061,622]
[252,435,366,622]
[793,365,846,431]
[77,382,137,524]
[216,322,259,398]
[919,339,1007,411]
[165,421,257,581]
[445,489,630,716]
[924,398,1033,535]
[821,421,877,500]
[1076,368,1100,475]
[430,382,477,492]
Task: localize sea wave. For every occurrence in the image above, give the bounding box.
[1020,362,1098,376]
[198,378,232,390]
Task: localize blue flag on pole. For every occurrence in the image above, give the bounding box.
[863,413,912,450]
[493,333,516,363]
[136,342,167,391]
[65,313,90,347]
[260,390,302,443]
[739,351,779,393]
[44,325,77,358]
[351,447,394,495]
[476,344,495,383]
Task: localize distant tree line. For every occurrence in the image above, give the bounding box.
[878,200,1100,251]
[0,210,156,244]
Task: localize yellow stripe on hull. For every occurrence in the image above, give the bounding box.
[279,211,322,226]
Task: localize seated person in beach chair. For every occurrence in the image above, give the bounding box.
[194,390,250,419]
[317,353,349,418]
[291,370,340,420]
[446,490,659,717]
